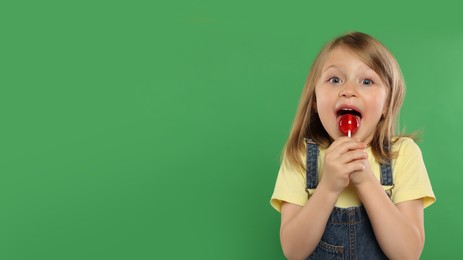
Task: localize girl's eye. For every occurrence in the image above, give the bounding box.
[361,79,374,86]
[329,77,342,84]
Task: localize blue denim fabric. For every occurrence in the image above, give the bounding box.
[305,139,392,259]
[305,139,319,189]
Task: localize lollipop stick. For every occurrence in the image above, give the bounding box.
[348,130,351,138]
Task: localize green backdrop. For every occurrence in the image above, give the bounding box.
[1,0,460,259]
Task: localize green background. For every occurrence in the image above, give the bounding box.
[1,0,460,259]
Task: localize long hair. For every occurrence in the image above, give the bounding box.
[283,32,406,172]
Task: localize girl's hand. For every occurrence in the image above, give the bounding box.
[318,137,367,195]
[349,156,375,187]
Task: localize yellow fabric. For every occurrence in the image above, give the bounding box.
[270,137,436,212]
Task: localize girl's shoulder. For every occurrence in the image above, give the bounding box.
[392,136,419,149]
[392,136,424,159]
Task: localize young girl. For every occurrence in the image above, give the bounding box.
[270,32,435,259]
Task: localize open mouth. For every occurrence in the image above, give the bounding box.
[336,108,362,118]
[336,108,361,136]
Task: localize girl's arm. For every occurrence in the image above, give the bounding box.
[352,170,424,260]
[280,138,367,259]
[280,183,338,260]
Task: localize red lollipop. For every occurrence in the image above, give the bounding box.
[338,114,360,137]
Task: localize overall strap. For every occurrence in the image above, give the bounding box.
[380,144,394,198]
[305,139,318,189]
[380,160,393,186]
[380,144,393,186]
[305,139,393,191]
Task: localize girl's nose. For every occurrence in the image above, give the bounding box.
[338,82,357,97]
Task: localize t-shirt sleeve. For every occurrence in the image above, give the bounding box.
[270,159,308,212]
[391,138,436,208]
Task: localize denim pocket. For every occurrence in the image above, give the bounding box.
[308,240,344,260]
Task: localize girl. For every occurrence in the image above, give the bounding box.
[270,32,435,259]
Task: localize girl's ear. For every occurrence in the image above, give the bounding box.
[382,105,388,118]
[382,98,389,117]
[312,97,318,113]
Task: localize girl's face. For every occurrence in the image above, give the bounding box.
[315,46,388,144]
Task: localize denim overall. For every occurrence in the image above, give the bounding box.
[305,139,392,260]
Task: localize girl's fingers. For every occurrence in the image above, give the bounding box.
[326,137,351,151]
[340,150,368,164]
[346,161,366,173]
[327,138,366,157]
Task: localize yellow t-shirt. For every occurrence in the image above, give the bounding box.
[270,137,436,211]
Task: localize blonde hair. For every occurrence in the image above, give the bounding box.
[284,32,406,172]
